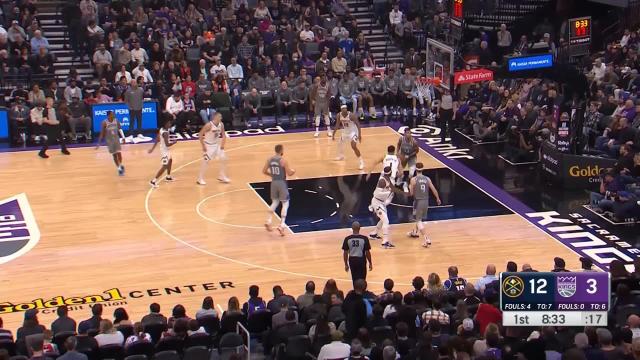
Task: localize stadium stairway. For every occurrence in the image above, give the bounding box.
[344,0,405,66]
[35,0,94,86]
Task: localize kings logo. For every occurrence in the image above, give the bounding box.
[557,276,577,298]
[0,193,40,264]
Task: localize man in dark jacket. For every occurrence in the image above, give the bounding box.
[51,306,77,335]
[342,279,368,340]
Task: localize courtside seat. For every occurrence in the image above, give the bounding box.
[143,324,167,345]
[52,332,76,355]
[98,344,124,360]
[211,92,234,128]
[184,333,211,349]
[116,326,134,340]
[283,335,311,360]
[123,355,147,360]
[183,346,210,360]
[154,336,184,354]
[124,341,155,358]
[246,310,272,336]
[152,350,180,360]
[0,339,16,356]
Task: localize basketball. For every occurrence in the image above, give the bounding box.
[433,78,442,87]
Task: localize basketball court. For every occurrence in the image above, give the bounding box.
[0,126,583,330]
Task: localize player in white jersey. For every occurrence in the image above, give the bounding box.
[366,145,402,185]
[408,163,441,247]
[332,105,364,169]
[95,111,126,176]
[197,112,230,185]
[368,166,402,248]
[148,119,176,188]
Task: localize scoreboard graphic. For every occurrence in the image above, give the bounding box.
[500,272,609,326]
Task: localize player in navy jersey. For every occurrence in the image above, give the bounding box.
[342,221,373,283]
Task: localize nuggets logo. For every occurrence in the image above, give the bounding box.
[0,193,40,265]
[502,276,525,298]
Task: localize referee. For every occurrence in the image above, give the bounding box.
[342,221,373,283]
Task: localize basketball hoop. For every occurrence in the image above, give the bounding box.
[415,77,438,100]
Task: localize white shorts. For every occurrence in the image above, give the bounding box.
[161,150,171,165]
[341,130,358,142]
[370,199,388,217]
[204,143,226,161]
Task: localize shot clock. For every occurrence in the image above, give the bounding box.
[569,17,592,46]
[450,0,463,29]
[500,272,609,326]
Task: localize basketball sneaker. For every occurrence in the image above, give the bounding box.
[381,242,395,248]
[358,159,364,170]
[264,222,273,232]
[149,180,159,188]
[117,166,124,176]
[218,176,231,183]
[422,236,432,248]
[327,129,333,137]
[383,106,389,116]
[196,179,207,185]
[369,233,382,240]
[407,230,419,238]
[314,131,320,137]
[335,155,345,161]
[120,165,125,175]
[277,226,285,236]
[165,176,175,182]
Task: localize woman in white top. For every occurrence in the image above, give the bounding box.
[383,292,402,319]
[95,319,125,347]
[195,296,218,319]
[124,322,152,348]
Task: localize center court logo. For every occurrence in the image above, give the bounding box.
[397,125,474,160]
[0,282,236,314]
[0,193,40,265]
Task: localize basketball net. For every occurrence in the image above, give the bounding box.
[416,77,439,99]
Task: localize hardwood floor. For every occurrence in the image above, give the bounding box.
[0,127,581,331]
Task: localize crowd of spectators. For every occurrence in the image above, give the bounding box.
[1,257,640,360]
[582,29,640,222]
[1,0,465,145]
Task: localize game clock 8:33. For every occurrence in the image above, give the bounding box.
[569,16,591,45]
[500,272,609,326]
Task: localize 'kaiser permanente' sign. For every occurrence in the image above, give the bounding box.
[508,54,553,72]
[91,101,158,132]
